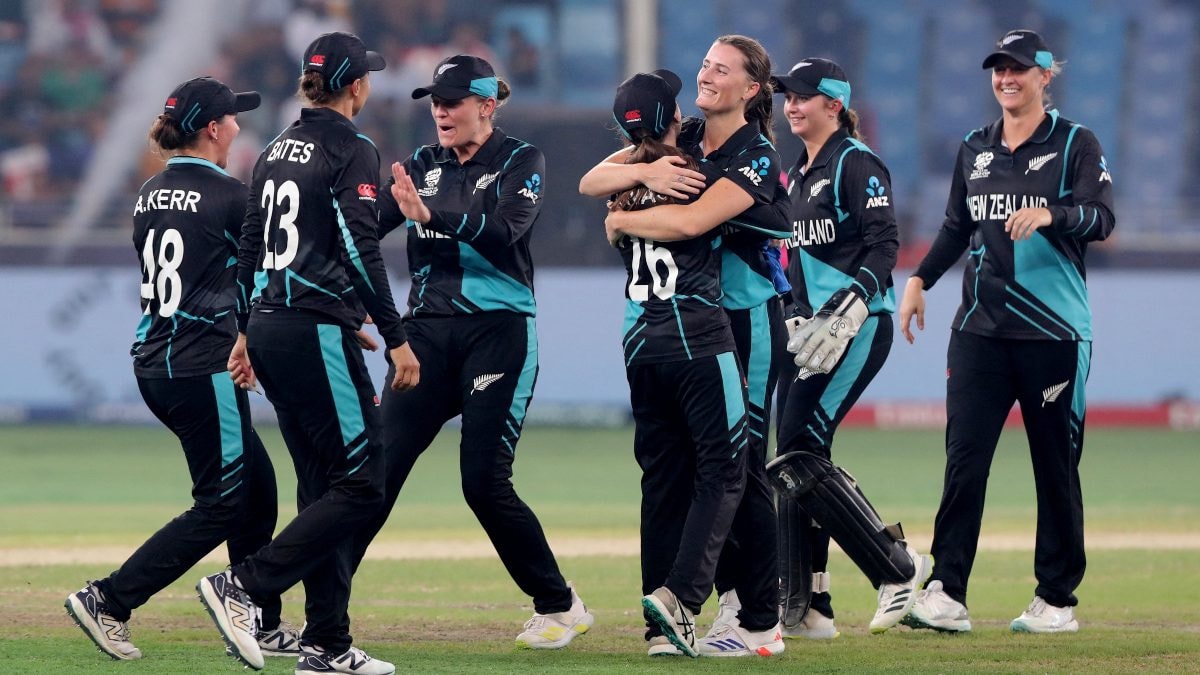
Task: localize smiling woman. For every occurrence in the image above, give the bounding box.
[358,53,596,651]
[898,28,1116,636]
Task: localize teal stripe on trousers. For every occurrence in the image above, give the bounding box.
[504,318,539,443]
[211,372,243,468]
[817,315,878,421]
[716,351,747,433]
[317,324,367,449]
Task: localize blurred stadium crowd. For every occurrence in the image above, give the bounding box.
[1,0,1198,266]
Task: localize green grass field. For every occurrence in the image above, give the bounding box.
[2,425,1199,673]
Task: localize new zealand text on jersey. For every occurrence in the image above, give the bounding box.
[967,193,1049,222]
[786,217,836,248]
[134,189,200,215]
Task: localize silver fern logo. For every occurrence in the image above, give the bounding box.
[471,373,504,394]
[474,172,499,193]
[1026,152,1058,174]
[808,178,831,201]
[1001,33,1025,46]
[1042,380,1069,407]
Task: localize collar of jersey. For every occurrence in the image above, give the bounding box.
[167,155,229,176]
[300,106,355,128]
[794,127,852,175]
[983,108,1060,149]
[679,119,765,163]
[432,127,509,166]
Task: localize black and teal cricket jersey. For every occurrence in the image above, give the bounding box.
[782,128,900,317]
[132,156,247,378]
[235,107,406,349]
[916,110,1115,340]
[378,128,541,318]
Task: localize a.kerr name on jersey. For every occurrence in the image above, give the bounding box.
[134,189,201,215]
[265,138,314,164]
[966,193,1049,222]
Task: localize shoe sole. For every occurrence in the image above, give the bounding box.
[515,611,595,650]
[782,629,840,640]
[871,554,935,634]
[1010,619,1079,634]
[196,577,264,670]
[899,613,971,633]
[699,642,786,658]
[642,595,698,658]
[64,595,140,661]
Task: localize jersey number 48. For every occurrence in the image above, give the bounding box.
[140,228,184,317]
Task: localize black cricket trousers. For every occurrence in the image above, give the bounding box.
[929,329,1090,608]
[630,350,748,620]
[98,373,280,627]
[233,310,385,654]
[351,312,572,614]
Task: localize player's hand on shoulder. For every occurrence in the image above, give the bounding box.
[643,155,705,200]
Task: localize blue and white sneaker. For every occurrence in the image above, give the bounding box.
[257,621,302,656]
[65,582,142,660]
[296,644,396,674]
[196,570,263,670]
[697,622,785,657]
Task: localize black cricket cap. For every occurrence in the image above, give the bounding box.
[612,69,683,140]
[163,76,260,134]
[982,29,1054,70]
[770,58,851,108]
[302,31,385,92]
[412,54,499,100]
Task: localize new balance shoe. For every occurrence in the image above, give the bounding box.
[515,585,595,649]
[870,545,933,633]
[697,622,785,657]
[703,589,742,638]
[196,569,264,669]
[647,635,682,656]
[258,621,302,656]
[642,586,697,658]
[1010,596,1079,634]
[296,644,395,675]
[64,582,142,660]
[901,580,972,633]
[782,608,839,640]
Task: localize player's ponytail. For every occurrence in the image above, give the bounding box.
[148,113,192,153]
[298,71,340,105]
[839,106,864,142]
[716,34,776,145]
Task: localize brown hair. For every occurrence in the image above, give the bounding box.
[148,114,198,153]
[297,71,352,105]
[715,34,775,145]
[838,106,864,142]
[610,123,699,211]
[486,78,513,122]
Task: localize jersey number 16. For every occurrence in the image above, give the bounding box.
[628,238,679,301]
[261,179,300,269]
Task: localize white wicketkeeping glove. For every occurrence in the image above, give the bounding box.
[786,289,869,374]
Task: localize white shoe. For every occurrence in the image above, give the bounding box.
[515,585,594,649]
[901,580,972,632]
[646,634,682,656]
[870,546,933,633]
[697,622,785,657]
[782,608,839,640]
[258,621,302,656]
[1010,596,1079,633]
[642,586,697,657]
[196,570,264,669]
[703,590,741,638]
[64,582,142,660]
[295,644,395,674]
